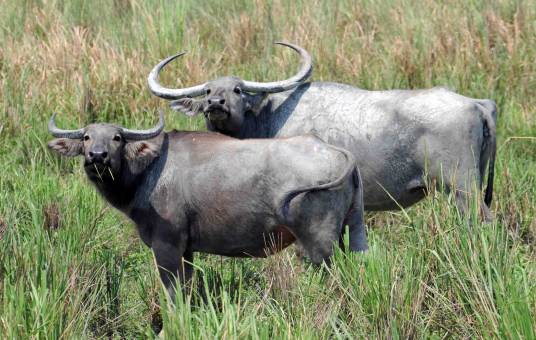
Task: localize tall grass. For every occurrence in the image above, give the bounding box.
[1,0,535,337]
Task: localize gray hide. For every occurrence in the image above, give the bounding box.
[149,47,497,219]
[47,111,367,301]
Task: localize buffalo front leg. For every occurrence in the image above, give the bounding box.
[346,170,368,252]
[152,236,193,304]
[345,211,368,252]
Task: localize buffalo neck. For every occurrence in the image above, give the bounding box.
[226,83,312,139]
[86,165,140,211]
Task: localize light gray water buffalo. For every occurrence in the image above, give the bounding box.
[148,42,497,219]
[47,111,367,301]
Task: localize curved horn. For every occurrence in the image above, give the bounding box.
[147,52,207,100]
[48,113,85,139]
[241,41,312,93]
[121,110,165,140]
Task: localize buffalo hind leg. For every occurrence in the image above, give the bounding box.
[448,169,492,221]
[294,215,343,266]
[455,189,492,222]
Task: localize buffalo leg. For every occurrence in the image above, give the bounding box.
[345,211,368,252]
[345,176,368,252]
[152,236,192,304]
[448,167,492,221]
[289,189,351,263]
[300,228,340,265]
[455,189,492,222]
[294,213,343,265]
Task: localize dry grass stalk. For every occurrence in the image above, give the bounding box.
[262,246,300,301]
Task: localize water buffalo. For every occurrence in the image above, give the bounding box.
[47,111,367,301]
[148,42,497,219]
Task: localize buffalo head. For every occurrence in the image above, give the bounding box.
[148,42,312,134]
[47,111,164,180]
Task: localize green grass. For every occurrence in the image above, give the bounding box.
[1,0,535,338]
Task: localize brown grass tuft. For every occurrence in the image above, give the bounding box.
[43,203,61,231]
[0,217,6,240]
[149,292,163,334]
[262,248,301,301]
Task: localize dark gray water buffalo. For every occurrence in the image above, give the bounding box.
[47,111,367,300]
[148,42,497,219]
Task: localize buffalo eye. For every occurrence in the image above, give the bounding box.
[206,88,211,95]
[113,135,121,142]
[83,135,90,141]
[233,86,242,94]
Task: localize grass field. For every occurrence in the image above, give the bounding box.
[1,0,535,338]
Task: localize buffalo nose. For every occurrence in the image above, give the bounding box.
[208,97,225,105]
[89,150,108,162]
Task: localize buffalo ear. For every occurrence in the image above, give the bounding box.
[245,93,268,116]
[48,138,83,157]
[170,98,203,117]
[124,141,160,174]
[124,141,159,161]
